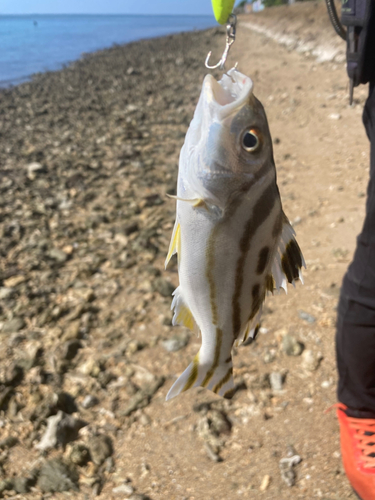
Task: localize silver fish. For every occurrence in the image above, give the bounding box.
[165,68,304,401]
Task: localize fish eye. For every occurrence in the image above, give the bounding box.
[242,129,261,152]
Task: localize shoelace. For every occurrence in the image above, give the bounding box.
[347,416,375,468]
[328,403,375,469]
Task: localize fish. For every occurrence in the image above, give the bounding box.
[165,67,305,401]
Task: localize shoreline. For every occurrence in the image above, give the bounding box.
[0,16,215,90]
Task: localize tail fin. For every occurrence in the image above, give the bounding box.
[166,352,234,401]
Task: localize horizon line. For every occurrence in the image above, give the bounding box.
[0,12,214,17]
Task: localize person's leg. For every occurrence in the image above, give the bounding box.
[336,82,375,417]
[335,83,375,500]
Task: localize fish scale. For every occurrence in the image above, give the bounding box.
[165,68,305,401]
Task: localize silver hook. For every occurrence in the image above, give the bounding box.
[205,14,237,71]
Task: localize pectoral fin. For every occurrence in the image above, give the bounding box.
[271,213,305,293]
[167,194,208,209]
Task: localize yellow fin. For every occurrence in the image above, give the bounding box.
[171,286,196,332]
[165,222,181,269]
[176,304,195,331]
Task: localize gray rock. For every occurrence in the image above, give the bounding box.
[298,310,316,324]
[48,247,68,264]
[0,436,18,449]
[0,479,14,494]
[59,339,82,361]
[0,387,13,410]
[112,483,134,495]
[279,453,302,487]
[88,435,113,465]
[27,162,44,180]
[204,441,222,462]
[301,350,322,371]
[128,495,152,500]
[0,287,14,300]
[37,458,79,492]
[269,372,283,392]
[1,318,26,335]
[161,333,189,352]
[282,334,304,356]
[13,476,32,494]
[152,277,174,297]
[69,443,90,466]
[35,410,87,451]
[81,394,99,409]
[120,376,165,417]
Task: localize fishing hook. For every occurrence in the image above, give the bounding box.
[205,14,237,71]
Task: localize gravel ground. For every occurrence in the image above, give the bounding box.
[0,4,370,499]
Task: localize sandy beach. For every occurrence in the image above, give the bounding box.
[0,4,370,498]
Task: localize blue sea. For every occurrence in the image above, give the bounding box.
[0,15,215,87]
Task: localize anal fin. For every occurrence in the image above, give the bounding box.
[171,286,196,332]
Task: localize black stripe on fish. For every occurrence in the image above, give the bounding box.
[223,387,236,399]
[232,182,277,337]
[213,366,233,394]
[265,274,275,294]
[205,163,274,330]
[272,211,283,238]
[256,246,270,275]
[281,239,303,284]
[202,328,223,387]
[182,353,200,392]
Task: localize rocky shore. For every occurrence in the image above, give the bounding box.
[0,7,368,499]
[0,28,224,499]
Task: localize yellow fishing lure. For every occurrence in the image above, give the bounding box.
[211,0,236,24]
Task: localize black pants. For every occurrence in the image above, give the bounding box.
[336,83,375,418]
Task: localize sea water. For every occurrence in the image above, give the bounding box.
[0,14,215,87]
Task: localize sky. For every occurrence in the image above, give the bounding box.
[0,0,218,15]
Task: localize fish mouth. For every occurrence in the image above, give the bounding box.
[204,68,253,120]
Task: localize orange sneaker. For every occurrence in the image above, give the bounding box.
[337,403,375,500]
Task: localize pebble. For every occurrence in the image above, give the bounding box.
[27,161,44,180]
[321,380,332,388]
[1,318,26,335]
[152,277,175,297]
[37,458,79,492]
[69,443,90,466]
[47,247,68,264]
[328,113,341,120]
[35,411,86,451]
[269,372,283,392]
[128,494,152,500]
[0,287,15,300]
[301,350,322,371]
[279,452,302,487]
[204,442,222,462]
[259,474,271,491]
[298,310,316,323]
[82,394,99,409]
[112,483,135,495]
[161,332,189,352]
[282,333,304,356]
[88,435,113,465]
